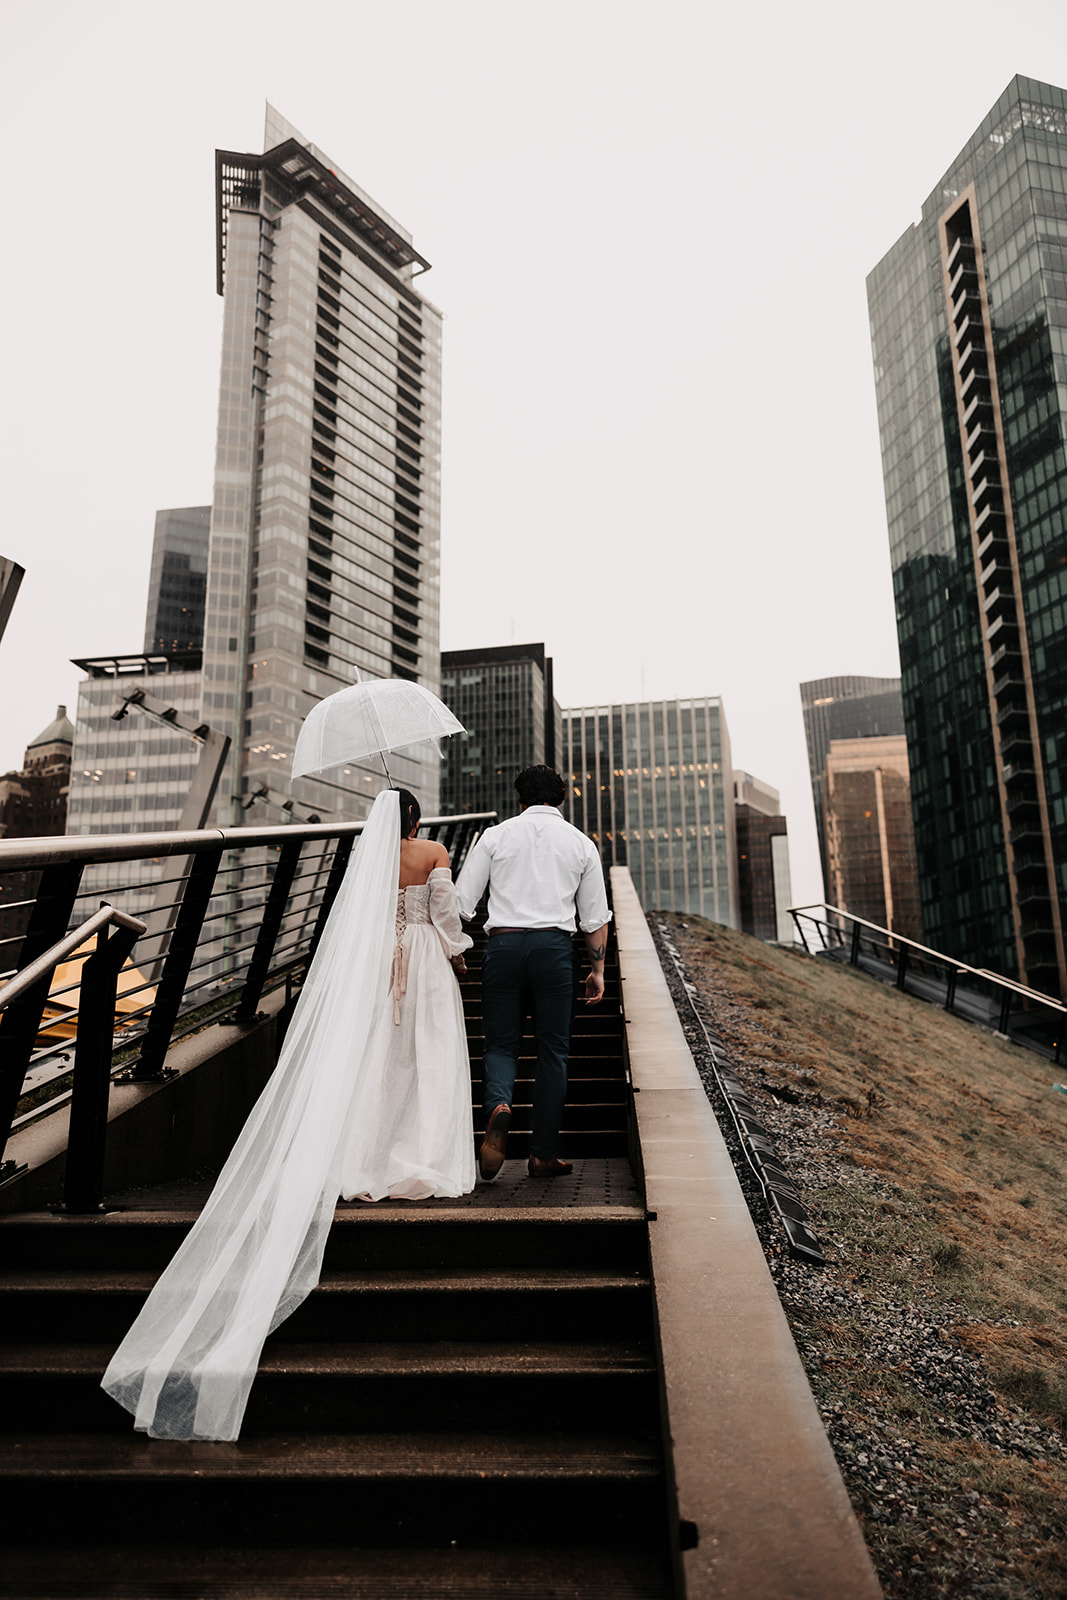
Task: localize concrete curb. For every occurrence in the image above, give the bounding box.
[612,868,882,1600]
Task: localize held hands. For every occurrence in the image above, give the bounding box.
[450,954,468,980]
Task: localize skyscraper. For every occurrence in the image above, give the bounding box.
[144,507,210,656]
[209,106,443,825]
[733,772,794,942]
[799,676,905,889]
[563,697,737,924]
[822,736,923,942]
[440,643,561,821]
[66,109,444,849]
[868,76,1067,995]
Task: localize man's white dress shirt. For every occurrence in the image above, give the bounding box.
[455,806,611,933]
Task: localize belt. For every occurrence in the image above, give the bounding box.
[488,926,570,937]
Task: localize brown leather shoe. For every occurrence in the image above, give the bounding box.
[527,1155,573,1178]
[478,1104,511,1180]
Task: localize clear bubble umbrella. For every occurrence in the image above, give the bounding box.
[291,675,465,786]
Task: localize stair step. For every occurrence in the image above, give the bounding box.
[0,1266,653,1345]
[0,1339,659,1435]
[5,1427,659,1480]
[0,1208,649,1272]
[1,1431,664,1547]
[0,1543,673,1599]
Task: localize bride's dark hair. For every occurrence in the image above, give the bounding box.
[396,788,421,838]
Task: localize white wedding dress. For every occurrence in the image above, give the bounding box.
[340,867,474,1202]
[101,789,474,1442]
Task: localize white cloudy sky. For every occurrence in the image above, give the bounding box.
[2,0,1067,905]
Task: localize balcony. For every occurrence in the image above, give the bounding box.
[998,726,1033,762]
[985,611,1018,647]
[957,348,989,387]
[962,390,995,429]
[1003,769,1039,799]
[989,638,1021,672]
[981,551,1012,585]
[973,486,1003,527]
[1010,819,1044,847]
[975,501,1007,539]
[982,584,1015,617]
[949,258,979,298]
[978,526,1010,563]
[952,287,983,324]
[960,365,991,404]
[965,418,997,455]
[946,234,976,274]
[995,699,1029,729]
[967,447,1000,483]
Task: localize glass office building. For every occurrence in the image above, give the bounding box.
[143,508,210,656]
[799,676,905,891]
[867,76,1067,994]
[733,772,793,943]
[440,644,561,822]
[822,736,923,942]
[563,697,737,924]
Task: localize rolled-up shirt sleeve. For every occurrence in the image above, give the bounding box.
[455,835,492,922]
[576,847,612,933]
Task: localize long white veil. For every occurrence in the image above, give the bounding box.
[101,788,401,1441]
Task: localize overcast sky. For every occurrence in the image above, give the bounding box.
[3,0,1067,906]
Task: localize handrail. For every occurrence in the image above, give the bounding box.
[0,904,146,1013]
[0,811,497,1189]
[789,901,1067,1016]
[0,811,496,871]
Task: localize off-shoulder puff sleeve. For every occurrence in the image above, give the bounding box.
[428,867,474,960]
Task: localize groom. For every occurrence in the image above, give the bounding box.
[455,765,611,1180]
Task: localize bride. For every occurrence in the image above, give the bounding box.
[101,785,474,1441]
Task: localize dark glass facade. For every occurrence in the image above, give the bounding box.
[867,76,1067,993]
[143,507,210,655]
[735,805,788,940]
[440,643,560,821]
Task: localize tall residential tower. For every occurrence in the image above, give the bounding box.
[209,106,443,824]
[868,76,1067,994]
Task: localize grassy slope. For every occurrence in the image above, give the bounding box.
[662,913,1067,1599]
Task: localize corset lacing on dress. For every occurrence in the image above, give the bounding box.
[390,884,432,1023]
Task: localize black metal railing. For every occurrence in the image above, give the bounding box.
[789,902,1066,1063]
[0,811,494,1174]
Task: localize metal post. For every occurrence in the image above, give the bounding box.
[306,836,354,967]
[945,968,958,1014]
[850,922,862,967]
[64,917,143,1212]
[128,849,223,1081]
[791,911,812,955]
[896,946,909,992]
[998,989,1012,1036]
[0,860,83,1160]
[231,838,303,1022]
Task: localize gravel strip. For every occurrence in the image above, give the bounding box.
[650,918,1065,1598]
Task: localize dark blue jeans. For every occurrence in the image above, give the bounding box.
[481,929,575,1160]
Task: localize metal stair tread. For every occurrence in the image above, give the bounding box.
[1,1428,662,1481]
